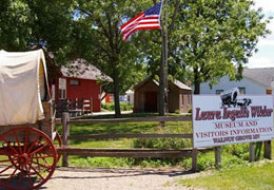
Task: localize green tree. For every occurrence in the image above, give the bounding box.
[0,0,76,63]
[171,0,270,94]
[74,1,148,117]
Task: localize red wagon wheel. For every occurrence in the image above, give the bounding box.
[0,127,57,190]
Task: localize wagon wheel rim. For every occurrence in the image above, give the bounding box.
[0,127,57,190]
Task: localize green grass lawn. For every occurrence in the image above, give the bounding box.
[179,161,274,190]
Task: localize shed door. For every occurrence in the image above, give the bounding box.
[144,92,157,112]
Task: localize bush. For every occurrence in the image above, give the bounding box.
[133,138,192,150]
[120,102,133,111]
[102,102,133,111]
[223,144,249,160]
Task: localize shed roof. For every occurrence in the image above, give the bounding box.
[134,77,192,91]
[243,67,274,87]
[173,79,192,90]
[61,58,112,82]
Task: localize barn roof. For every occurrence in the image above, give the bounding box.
[243,67,274,87]
[61,58,112,82]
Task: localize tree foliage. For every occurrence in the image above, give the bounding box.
[74,1,149,116]
[0,0,76,63]
[170,0,270,94]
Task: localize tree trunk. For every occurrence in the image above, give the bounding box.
[194,67,200,95]
[194,81,200,95]
[113,66,121,117]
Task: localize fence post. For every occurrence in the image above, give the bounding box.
[62,112,70,167]
[192,148,198,172]
[249,142,255,162]
[215,147,221,169]
[264,89,272,159]
[264,141,272,159]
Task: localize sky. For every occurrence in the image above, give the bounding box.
[247,0,274,68]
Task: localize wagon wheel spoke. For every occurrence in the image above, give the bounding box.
[14,131,23,154]
[26,136,41,154]
[35,154,41,171]
[33,155,50,168]
[29,144,49,156]
[0,164,13,174]
[32,161,53,172]
[10,167,18,178]
[32,154,54,159]
[29,165,45,181]
[33,154,54,167]
[23,129,30,153]
[24,171,35,188]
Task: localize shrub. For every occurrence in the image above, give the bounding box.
[133,138,192,150]
[101,103,115,111]
[102,102,133,111]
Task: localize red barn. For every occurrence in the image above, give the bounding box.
[53,58,112,112]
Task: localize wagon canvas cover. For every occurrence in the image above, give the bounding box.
[0,49,48,125]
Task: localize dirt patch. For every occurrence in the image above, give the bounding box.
[43,167,202,190]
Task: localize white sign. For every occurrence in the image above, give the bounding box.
[192,94,274,148]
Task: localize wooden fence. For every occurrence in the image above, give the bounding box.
[57,113,272,171]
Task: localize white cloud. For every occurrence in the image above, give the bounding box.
[247,0,274,68]
[247,56,274,68]
[258,38,274,47]
[253,0,274,14]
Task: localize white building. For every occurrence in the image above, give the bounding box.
[200,68,274,95]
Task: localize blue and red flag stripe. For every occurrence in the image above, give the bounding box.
[120,2,162,41]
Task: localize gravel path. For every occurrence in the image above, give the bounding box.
[43,167,202,190]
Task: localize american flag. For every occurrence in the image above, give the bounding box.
[120,2,162,41]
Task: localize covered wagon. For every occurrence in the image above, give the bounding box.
[0,49,60,189]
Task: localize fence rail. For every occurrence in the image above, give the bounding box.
[56,115,192,125]
[57,112,271,171]
[70,133,193,140]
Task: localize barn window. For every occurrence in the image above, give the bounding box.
[59,89,66,99]
[70,79,80,86]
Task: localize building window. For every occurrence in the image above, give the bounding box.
[70,79,80,86]
[59,89,66,99]
[216,89,224,94]
[239,87,246,94]
[58,78,67,99]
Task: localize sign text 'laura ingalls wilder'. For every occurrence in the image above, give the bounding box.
[192,89,273,148]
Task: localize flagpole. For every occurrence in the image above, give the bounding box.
[159,0,168,116]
